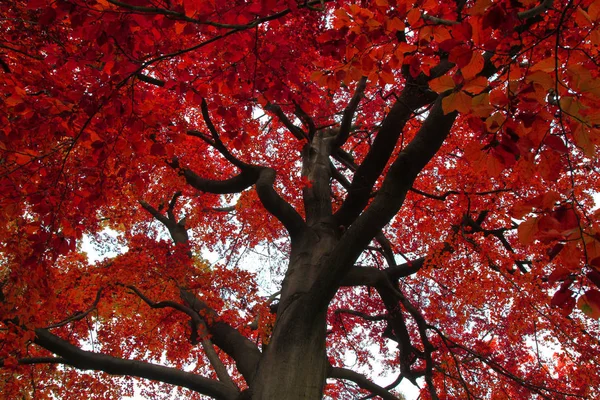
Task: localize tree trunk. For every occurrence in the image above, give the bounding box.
[251,302,328,399]
[250,232,335,399]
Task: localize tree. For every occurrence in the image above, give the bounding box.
[1,0,600,398]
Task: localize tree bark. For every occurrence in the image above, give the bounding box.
[250,298,328,399]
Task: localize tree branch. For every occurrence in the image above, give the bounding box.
[136,73,165,87]
[122,284,237,391]
[0,58,10,73]
[180,289,262,385]
[518,0,555,20]
[329,366,402,400]
[333,80,438,228]
[264,103,308,141]
[33,328,239,400]
[170,159,306,238]
[334,77,368,148]
[44,288,102,329]
[200,99,249,169]
[254,167,308,239]
[140,192,189,244]
[334,309,388,321]
[169,157,258,194]
[293,101,317,137]
[309,93,457,316]
[409,187,513,201]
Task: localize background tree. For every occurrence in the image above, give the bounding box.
[1,0,600,398]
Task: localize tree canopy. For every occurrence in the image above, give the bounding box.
[1,0,600,398]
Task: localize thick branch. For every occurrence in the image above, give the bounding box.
[136,73,165,87]
[170,159,306,237]
[329,366,402,400]
[374,284,420,385]
[33,328,238,400]
[294,101,317,137]
[386,257,426,281]
[333,82,437,228]
[123,285,236,390]
[200,99,248,169]
[341,257,426,288]
[334,76,367,147]
[310,94,457,311]
[170,157,257,194]
[140,192,189,244]
[264,103,307,141]
[180,289,261,385]
[255,167,307,239]
[518,0,555,20]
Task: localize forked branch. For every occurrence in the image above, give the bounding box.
[180,288,262,384]
[33,328,239,400]
[329,366,403,400]
[122,284,237,391]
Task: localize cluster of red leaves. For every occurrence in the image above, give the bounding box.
[1,0,600,399]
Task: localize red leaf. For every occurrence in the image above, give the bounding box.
[587,270,600,289]
[150,143,166,156]
[577,290,600,318]
[449,46,473,69]
[551,287,574,308]
[544,136,569,153]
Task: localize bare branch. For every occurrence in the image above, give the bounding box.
[255,167,308,239]
[334,309,388,321]
[333,80,438,228]
[136,73,165,87]
[33,328,239,400]
[518,0,555,20]
[0,357,67,367]
[335,77,368,148]
[180,288,262,385]
[169,157,257,194]
[169,161,306,238]
[329,366,402,400]
[123,284,237,391]
[422,13,459,25]
[293,101,317,137]
[311,94,457,311]
[264,103,307,141]
[139,193,189,244]
[200,99,248,169]
[410,187,513,201]
[44,289,102,329]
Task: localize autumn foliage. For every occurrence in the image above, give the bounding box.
[1,0,600,398]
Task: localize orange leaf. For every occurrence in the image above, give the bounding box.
[530,57,555,73]
[518,217,538,245]
[429,75,455,93]
[573,123,595,157]
[526,71,554,91]
[462,76,488,94]
[407,8,421,26]
[442,91,471,114]
[577,290,600,318]
[461,52,484,81]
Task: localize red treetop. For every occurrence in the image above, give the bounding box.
[1,0,600,399]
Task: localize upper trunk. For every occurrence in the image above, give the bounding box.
[248,130,339,399]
